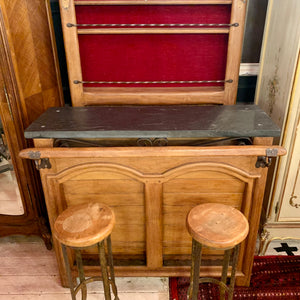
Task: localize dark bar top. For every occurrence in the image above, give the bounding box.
[24,105,281,139]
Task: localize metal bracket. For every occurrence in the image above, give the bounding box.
[255,148,278,168]
[34,158,52,170]
[28,151,41,159]
[28,151,51,169]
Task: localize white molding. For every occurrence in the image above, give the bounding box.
[239,63,260,76]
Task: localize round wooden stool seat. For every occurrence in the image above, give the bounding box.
[186,203,249,250]
[186,203,249,300]
[54,202,115,248]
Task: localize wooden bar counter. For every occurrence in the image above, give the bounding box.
[20,105,285,287]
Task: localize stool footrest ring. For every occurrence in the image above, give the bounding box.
[74,276,117,295]
[74,276,101,295]
[198,277,229,291]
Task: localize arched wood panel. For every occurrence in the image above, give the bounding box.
[42,161,259,274]
[161,164,258,265]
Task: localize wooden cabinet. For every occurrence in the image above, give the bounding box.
[255,0,300,254]
[0,0,64,245]
[20,105,285,287]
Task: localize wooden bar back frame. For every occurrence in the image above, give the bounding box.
[59,0,247,106]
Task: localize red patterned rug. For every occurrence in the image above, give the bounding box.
[169,256,300,299]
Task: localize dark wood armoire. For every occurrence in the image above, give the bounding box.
[0,0,64,247]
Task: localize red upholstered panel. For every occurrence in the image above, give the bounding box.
[75,5,230,87]
[75,5,231,26]
[78,34,228,87]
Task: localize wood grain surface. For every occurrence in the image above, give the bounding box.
[186,203,249,249]
[53,202,115,247]
[20,136,285,287]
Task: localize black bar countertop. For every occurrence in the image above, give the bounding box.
[24,105,281,139]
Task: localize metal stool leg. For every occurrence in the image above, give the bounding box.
[188,239,202,300]
[62,244,76,300]
[220,249,231,300]
[228,244,240,300]
[75,249,87,300]
[98,241,112,300]
[106,236,119,300]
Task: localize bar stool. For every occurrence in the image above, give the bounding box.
[186,203,249,300]
[53,202,119,300]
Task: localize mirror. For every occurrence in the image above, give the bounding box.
[0,116,24,215]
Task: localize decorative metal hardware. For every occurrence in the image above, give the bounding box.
[53,137,252,148]
[258,228,270,255]
[3,85,13,121]
[255,156,272,168]
[288,162,299,208]
[153,138,168,146]
[255,148,278,168]
[260,228,270,243]
[34,158,52,170]
[266,148,279,157]
[74,79,233,85]
[67,22,239,28]
[28,151,41,159]
[137,138,152,147]
[289,196,300,208]
[137,138,168,147]
[28,151,51,169]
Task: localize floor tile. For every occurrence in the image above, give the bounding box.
[265,239,300,256]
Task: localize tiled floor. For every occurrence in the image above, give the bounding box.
[264,239,300,256]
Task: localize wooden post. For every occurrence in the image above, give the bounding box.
[145,181,163,269]
[224,0,247,104]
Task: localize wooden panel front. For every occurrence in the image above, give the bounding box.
[62,170,146,259]
[163,169,248,261]
[23,143,278,287]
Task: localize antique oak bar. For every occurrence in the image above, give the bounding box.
[20,105,285,287]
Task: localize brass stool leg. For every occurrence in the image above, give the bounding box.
[228,244,240,300]
[220,249,231,300]
[106,236,119,300]
[75,249,87,300]
[98,241,112,300]
[62,244,76,300]
[188,239,202,300]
